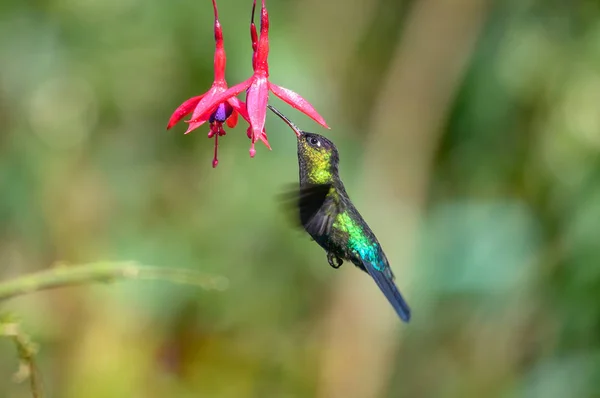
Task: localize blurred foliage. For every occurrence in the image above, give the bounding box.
[1,0,600,397]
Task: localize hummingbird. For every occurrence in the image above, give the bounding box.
[268,105,411,322]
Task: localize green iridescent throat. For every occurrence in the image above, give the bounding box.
[305,151,333,184]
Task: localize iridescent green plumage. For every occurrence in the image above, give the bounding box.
[267,105,411,322]
[333,212,383,271]
[299,142,333,184]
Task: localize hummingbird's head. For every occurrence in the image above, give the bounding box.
[268,105,339,184]
[296,132,339,182]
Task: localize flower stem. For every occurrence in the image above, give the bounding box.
[250,0,258,69]
[212,0,218,20]
[251,0,257,23]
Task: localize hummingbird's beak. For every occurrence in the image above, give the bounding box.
[267,105,303,138]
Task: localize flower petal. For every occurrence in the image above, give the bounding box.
[189,89,220,122]
[268,82,329,129]
[184,116,209,135]
[167,95,204,129]
[189,79,252,123]
[228,97,250,123]
[226,109,239,128]
[259,132,271,150]
[246,76,269,142]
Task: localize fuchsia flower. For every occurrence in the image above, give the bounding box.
[205,0,329,155]
[168,0,329,165]
[167,0,256,167]
[244,0,329,146]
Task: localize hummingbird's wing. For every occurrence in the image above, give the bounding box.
[278,183,330,227]
[362,260,411,322]
[278,183,341,237]
[297,183,340,238]
[277,183,305,228]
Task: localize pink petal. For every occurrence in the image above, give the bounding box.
[167,95,204,129]
[246,76,269,142]
[183,120,206,134]
[228,97,250,123]
[189,79,253,123]
[184,117,208,135]
[259,132,271,150]
[226,110,239,128]
[268,82,329,129]
[189,89,219,122]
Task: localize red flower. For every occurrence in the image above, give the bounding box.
[166,0,252,167]
[186,0,329,156]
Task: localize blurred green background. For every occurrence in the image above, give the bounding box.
[2,0,600,397]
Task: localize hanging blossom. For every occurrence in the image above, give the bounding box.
[168,0,329,164]
[167,0,265,167]
[244,0,268,156]
[242,0,329,155]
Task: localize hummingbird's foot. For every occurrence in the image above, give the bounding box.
[327,252,343,269]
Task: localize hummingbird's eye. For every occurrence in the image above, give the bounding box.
[308,136,321,147]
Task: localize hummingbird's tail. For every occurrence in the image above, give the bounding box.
[363,261,411,322]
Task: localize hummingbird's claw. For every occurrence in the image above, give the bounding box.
[327,252,343,269]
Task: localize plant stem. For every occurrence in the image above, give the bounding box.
[0,261,228,302]
[0,261,226,398]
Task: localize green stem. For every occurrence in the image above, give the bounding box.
[1,321,41,398]
[0,261,228,302]
[0,261,227,398]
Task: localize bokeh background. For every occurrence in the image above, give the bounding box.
[2,0,600,396]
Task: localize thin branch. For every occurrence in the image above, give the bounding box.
[1,320,42,398]
[0,261,227,398]
[0,261,228,302]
